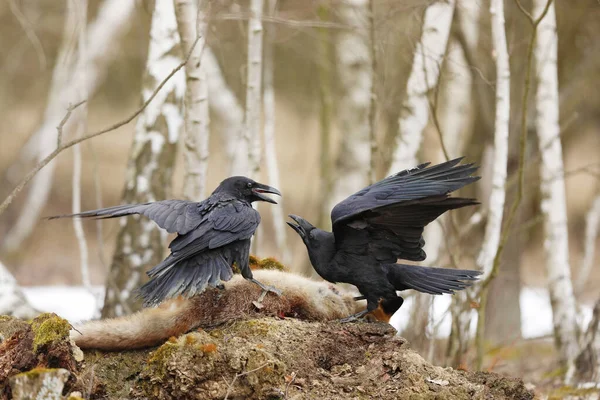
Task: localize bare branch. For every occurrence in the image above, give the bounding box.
[0,37,202,218]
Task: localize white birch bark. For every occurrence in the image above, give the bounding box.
[203,48,247,175]
[327,0,372,212]
[262,0,290,264]
[1,3,78,253]
[71,0,91,290]
[102,0,184,317]
[245,0,264,178]
[174,0,210,201]
[477,0,510,282]
[1,0,136,253]
[576,192,600,291]
[388,0,455,173]
[533,0,580,375]
[0,260,38,319]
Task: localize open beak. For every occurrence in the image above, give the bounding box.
[286,214,307,238]
[252,183,281,204]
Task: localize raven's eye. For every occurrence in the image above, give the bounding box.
[247,182,253,188]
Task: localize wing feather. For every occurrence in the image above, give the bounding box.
[332,158,479,264]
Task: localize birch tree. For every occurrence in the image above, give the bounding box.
[574,298,600,383]
[577,191,600,291]
[326,0,372,213]
[174,0,210,201]
[1,0,136,252]
[388,0,455,173]
[262,0,290,264]
[203,48,247,176]
[464,0,510,367]
[71,0,91,293]
[102,0,184,318]
[533,0,580,375]
[0,261,38,319]
[245,0,264,179]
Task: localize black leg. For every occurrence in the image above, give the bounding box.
[337,309,370,323]
[249,278,283,303]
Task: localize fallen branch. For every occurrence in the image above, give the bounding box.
[0,36,202,218]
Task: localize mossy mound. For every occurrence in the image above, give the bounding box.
[0,314,79,398]
[1,315,535,400]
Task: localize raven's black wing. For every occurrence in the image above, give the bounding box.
[331,158,479,263]
[140,199,260,305]
[47,199,217,235]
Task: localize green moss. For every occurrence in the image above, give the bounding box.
[30,313,71,353]
[249,255,261,269]
[548,385,600,400]
[82,349,149,398]
[17,367,57,379]
[258,257,287,271]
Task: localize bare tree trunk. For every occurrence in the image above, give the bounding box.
[102,0,184,318]
[245,0,264,179]
[71,0,91,292]
[316,4,334,233]
[174,0,210,201]
[1,2,78,253]
[202,48,246,176]
[1,0,136,253]
[388,0,455,173]
[574,298,600,384]
[448,0,510,367]
[327,0,372,213]
[262,0,290,264]
[576,191,600,292]
[367,0,377,184]
[0,260,38,319]
[533,0,580,378]
[394,1,456,354]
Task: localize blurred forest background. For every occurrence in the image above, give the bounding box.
[0,0,599,393]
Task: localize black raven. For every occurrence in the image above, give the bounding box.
[49,176,282,306]
[287,158,482,322]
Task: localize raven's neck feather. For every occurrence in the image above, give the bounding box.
[306,230,336,279]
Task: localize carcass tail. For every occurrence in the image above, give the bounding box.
[70,297,197,351]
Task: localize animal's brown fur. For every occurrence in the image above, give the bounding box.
[71,270,366,351]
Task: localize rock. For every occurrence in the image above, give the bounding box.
[9,368,70,400]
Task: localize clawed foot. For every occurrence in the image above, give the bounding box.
[250,278,283,307]
[337,310,369,323]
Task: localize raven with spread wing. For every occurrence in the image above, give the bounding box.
[287,158,481,322]
[50,176,281,306]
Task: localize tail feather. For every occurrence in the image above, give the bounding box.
[139,251,233,306]
[384,263,481,295]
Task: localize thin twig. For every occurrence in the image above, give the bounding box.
[215,13,351,30]
[223,362,272,400]
[56,100,87,148]
[0,36,202,218]
[284,371,297,399]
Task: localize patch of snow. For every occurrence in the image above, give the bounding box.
[22,286,104,323]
